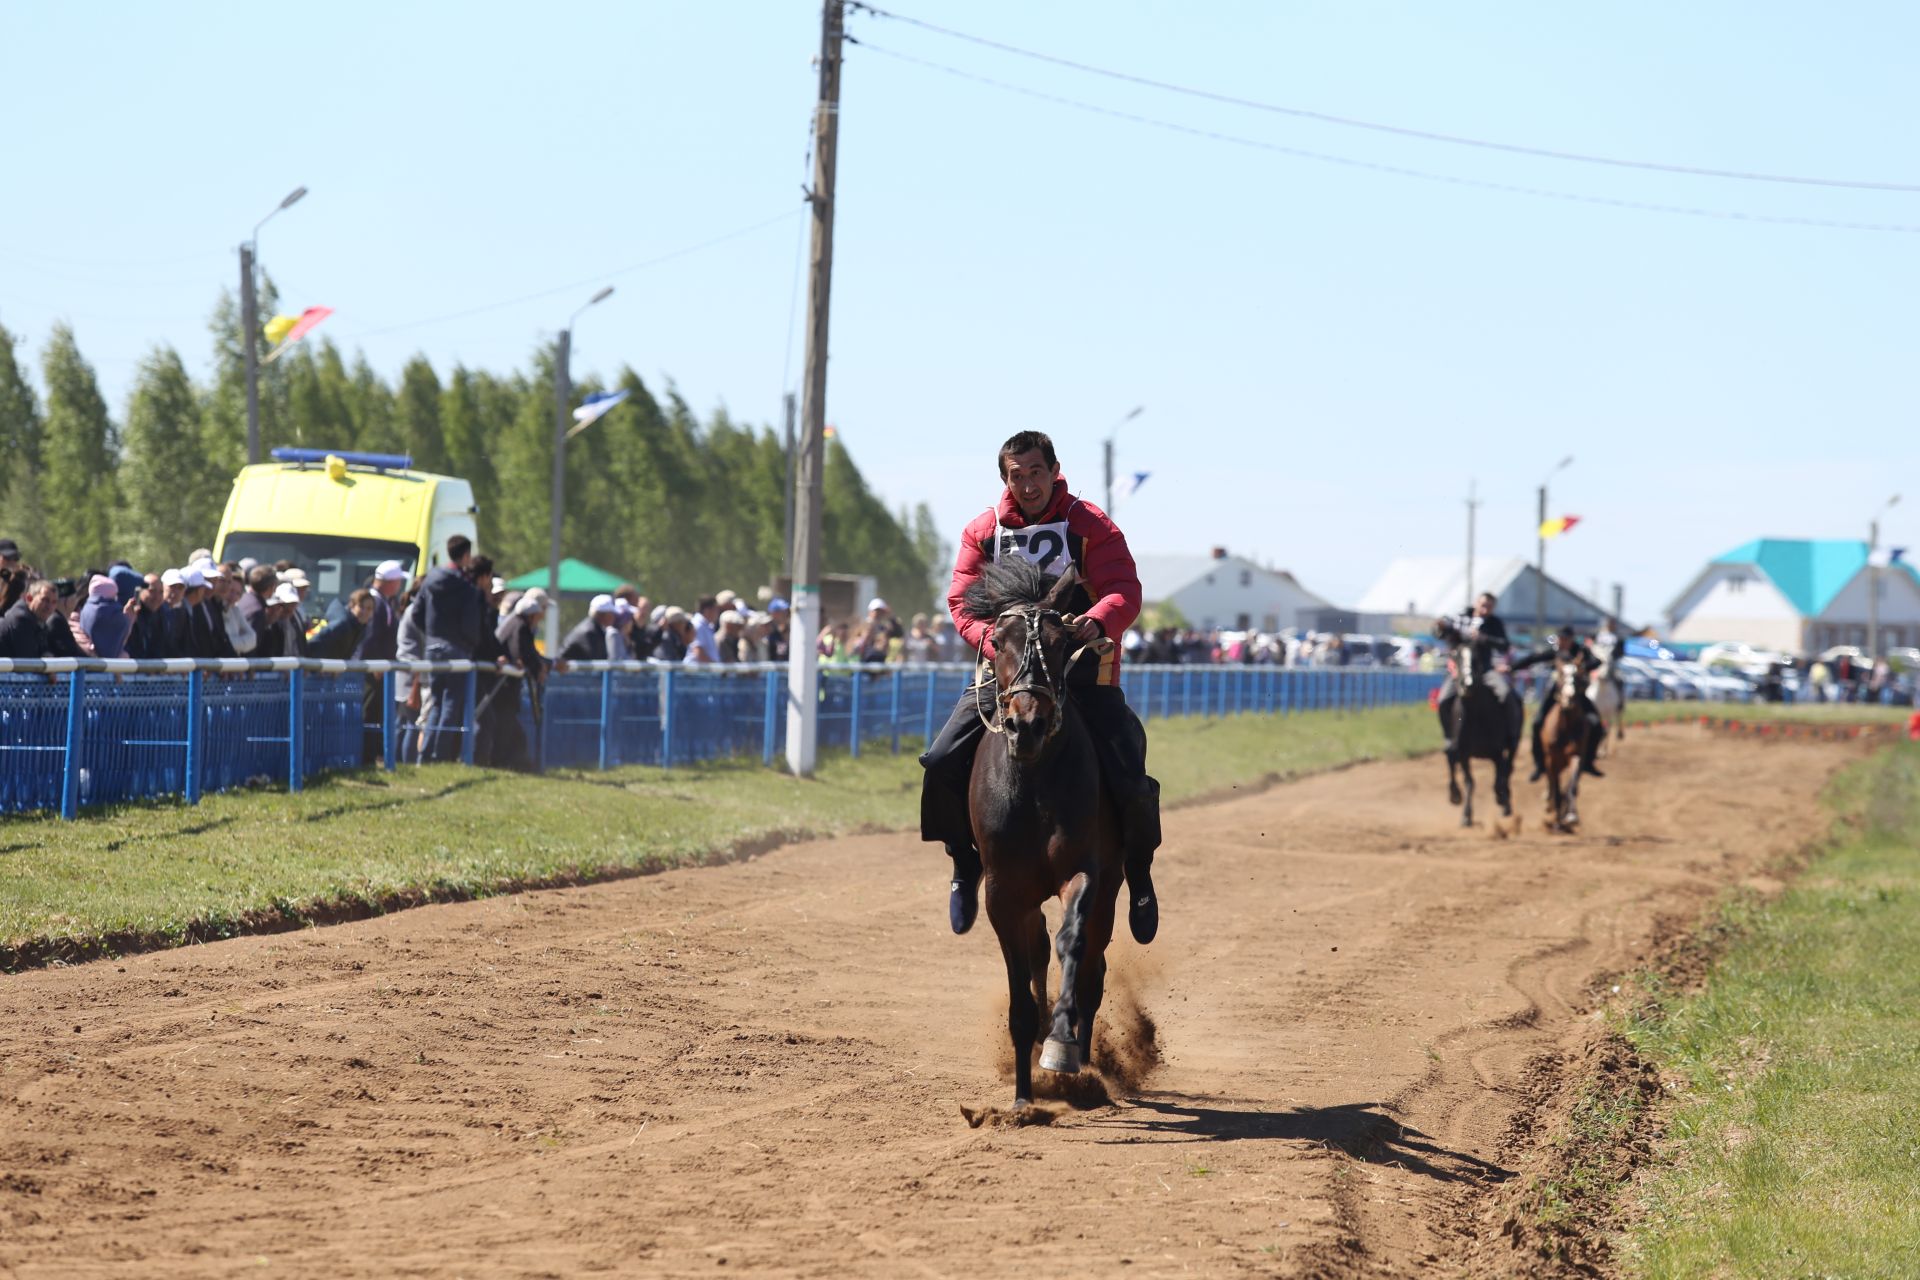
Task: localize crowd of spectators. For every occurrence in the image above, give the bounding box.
[0,536,376,663]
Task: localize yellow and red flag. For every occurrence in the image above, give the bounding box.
[262,306,334,362]
[1538,515,1581,539]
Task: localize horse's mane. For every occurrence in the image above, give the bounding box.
[960,558,1057,623]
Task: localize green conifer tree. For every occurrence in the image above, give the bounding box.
[40,323,118,573]
[115,346,206,569]
[0,322,50,563]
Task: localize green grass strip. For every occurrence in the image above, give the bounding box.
[1622,745,1920,1277]
[0,704,1439,967]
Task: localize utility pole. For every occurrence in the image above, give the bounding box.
[548,326,572,656]
[1536,456,1573,646]
[547,287,614,654]
[241,243,260,464]
[782,391,797,575]
[1868,495,1901,661]
[1464,479,1481,607]
[1612,582,1624,630]
[241,185,308,464]
[787,0,845,778]
[1101,405,1143,514]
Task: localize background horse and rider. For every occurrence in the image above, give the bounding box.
[1434,616,1522,826]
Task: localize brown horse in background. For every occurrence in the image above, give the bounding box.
[1539,654,1588,831]
[962,559,1125,1110]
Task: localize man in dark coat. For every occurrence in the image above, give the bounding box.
[559,594,615,663]
[0,579,57,658]
[418,536,486,762]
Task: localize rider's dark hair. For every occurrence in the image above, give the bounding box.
[997,431,1057,478]
[446,534,473,563]
[960,557,1056,623]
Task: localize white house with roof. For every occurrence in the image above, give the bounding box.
[1353,556,1608,641]
[1665,539,1920,654]
[1134,550,1331,632]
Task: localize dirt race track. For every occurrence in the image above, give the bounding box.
[0,730,1853,1278]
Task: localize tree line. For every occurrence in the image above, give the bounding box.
[0,282,948,612]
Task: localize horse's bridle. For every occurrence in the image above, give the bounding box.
[975,604,1065,738]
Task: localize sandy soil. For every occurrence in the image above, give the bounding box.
[0,729,1851,1278]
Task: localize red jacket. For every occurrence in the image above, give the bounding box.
[947,475,1142,685]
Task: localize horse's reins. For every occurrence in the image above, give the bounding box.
[973,606,1113,737]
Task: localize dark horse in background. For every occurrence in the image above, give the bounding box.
[962,558,1126,1110]
[1434,618,1520,827]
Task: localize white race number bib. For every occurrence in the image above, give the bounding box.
[993,519,1072,574]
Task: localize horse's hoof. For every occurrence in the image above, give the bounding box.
[1460,814,1472,828]
[1039,1038,1082,1074]
[1013,1096,1032,1111]
[1448,783,1462,805]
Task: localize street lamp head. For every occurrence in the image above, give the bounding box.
[1889,494,1903,509]
[1124,405,1144,421]
[1555,455,1574,472]
[589,286,614,306]
[279,186,309,210]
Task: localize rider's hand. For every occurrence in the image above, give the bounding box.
[1070,617,1103,644]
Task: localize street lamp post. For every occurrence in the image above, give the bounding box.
[1868,493,1901,660]
[241,185,308,464]
[547,286,616,654]
[1102,405,1144,513]
[1535,455,1573,646]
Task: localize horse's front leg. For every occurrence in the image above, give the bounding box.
[1041,869,1092,1074]
[1459,755,1475,827]
[1494,751,1513,816]
[1446,750,1462,807]
[1073,872,1120,1066]
[993,908,1043,1108]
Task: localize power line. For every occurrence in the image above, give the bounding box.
[850,2,1920,195]
[340,206,807,340]
[856,41,1920,235]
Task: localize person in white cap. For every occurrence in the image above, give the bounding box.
[715,609,746,663]
[559,593,617,662]
[854,597,899,664]
[355,560,409,663]
[253,582,307,658]
[170,565,237,659]
[487,587,550,770]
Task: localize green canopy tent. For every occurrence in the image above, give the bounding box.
[504,558,628,597]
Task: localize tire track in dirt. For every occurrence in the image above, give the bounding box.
[0,729,1854,1277]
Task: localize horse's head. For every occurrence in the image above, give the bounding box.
[1555,655,1583,705]
[962,560,1083,764]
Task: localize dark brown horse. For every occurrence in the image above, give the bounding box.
[1434,617,1518,827]
[1538,654,1588,831]
[962,559,1125,1110]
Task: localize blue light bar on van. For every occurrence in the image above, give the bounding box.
[270,448,413,470]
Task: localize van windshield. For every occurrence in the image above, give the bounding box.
[219,532,421,618]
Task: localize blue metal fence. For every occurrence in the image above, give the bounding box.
[0,657,1442,818]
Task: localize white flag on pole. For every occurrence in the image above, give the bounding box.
[567,389,631,438]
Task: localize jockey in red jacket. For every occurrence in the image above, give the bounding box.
[919,429,1162,944]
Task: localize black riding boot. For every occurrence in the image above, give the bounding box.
[1580,720,1605,778]
[947,843,981,935]
[1123,779,1162,945]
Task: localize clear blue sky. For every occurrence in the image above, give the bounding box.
[4,1,1916,619]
